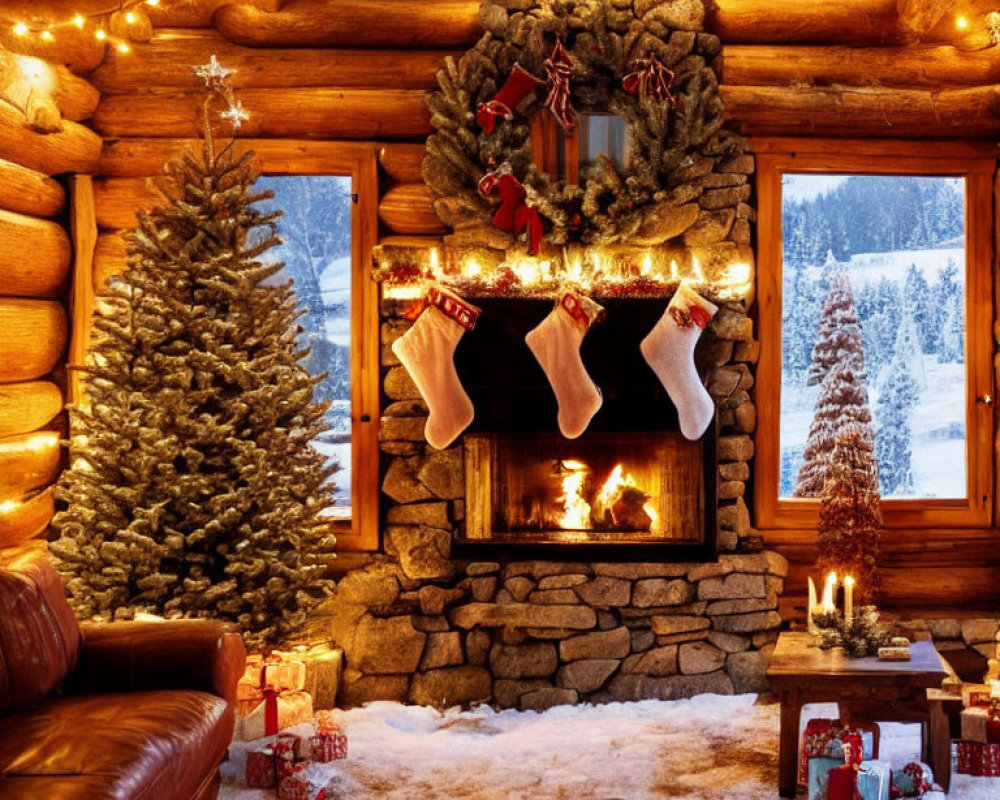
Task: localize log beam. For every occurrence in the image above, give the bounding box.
[93,178,157,231]
[379,144,426,185]
[0,209,72,298]
[0,300,68,383]
[0,381,63,438]
[896,0,960,40]
[0,486,55,546]
[213,0,481,48]
[709,0,908,45]
[53,65,101,122]
[147,0,280,28]
[0,159,65,217]
[92,30,450,92]
[379,184,445,236]
[723,44,1000,89]
[0,102,103,176]
[0,15,107,74]
[0,431,61,499]
[92,89,431,139]
[720,84,1000,138]
[98,138,378,177]
[94,232,128,290]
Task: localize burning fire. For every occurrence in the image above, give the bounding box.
[555,460,661,534]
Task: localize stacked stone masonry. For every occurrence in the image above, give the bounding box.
[325,552,787,710]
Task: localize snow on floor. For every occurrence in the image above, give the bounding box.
[219,695,1000,800]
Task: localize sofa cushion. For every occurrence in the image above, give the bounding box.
[0,689,233,800]
[0,546,81,711]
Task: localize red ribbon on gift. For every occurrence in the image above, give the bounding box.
[622,55,679,106]
[543,42,575,132]
[264,689,279,737]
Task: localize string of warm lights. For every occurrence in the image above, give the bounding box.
[9,0,162,54]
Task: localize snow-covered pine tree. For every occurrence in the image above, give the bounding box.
[794,361,876,497]
[874,350,919,496]
[938,289,965,364]
[816,422,882,604]
[931,259,960,355]
[806,269,865,387]
[883,301,925,390]
[903,264,934,355]
[50,100,338,650]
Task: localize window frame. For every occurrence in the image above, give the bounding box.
[72,142,381,551]
[754,144,995,532]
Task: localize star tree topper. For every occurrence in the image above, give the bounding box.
[191,54,248,131]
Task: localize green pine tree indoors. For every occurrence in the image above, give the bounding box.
[51,106,337,651]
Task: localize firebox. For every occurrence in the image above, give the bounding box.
[452,298,718,561]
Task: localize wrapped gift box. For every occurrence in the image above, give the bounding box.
[799,718,876,786]
[246,744,277,789]
[273,644,343,710]
[891,761,933,797]
[265,657,307,692]
[962,683,992,708]
[278,762,328,800]
[310,729,347,762]
[957,741,1000,776]
[810,759,890,800]
[234,690,314,741]
[962,707,989,743]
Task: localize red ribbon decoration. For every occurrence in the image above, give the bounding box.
[478,166,544,255]
[543,42,575,132]
[263,689,279,736]
[622,55,679,106]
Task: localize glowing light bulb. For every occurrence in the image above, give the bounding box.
[957,15,969,29]
[125,11,136,22]
[117,41,130,53]
[73,15,85,28]
[12,22,28,36]
[146,0,160,5]
[40,29,54,41]
[0,500,17,514]
[95,28,107,40]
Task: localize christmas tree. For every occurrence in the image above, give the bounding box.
[816,423,883,604]
[875,351,919,496]
[794,361,875,497]
[806,270,866,386]
[50,76,337,650]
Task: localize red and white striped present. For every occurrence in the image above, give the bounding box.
[277,762,328,800]
[956,741,1000,776]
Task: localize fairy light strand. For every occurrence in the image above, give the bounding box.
[9,0,161,54]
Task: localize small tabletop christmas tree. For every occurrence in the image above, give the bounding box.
[51,66,337,650]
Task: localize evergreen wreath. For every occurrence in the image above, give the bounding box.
[423,0,746,248]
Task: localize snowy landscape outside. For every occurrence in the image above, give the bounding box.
[256,175,354,515]
[780,174,967,499]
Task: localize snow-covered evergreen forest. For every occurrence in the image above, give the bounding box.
[780,175,967,499]
[256,175,354,513]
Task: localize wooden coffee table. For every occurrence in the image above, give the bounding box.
[767,631,950,797]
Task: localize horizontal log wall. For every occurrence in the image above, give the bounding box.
[0,46,99,550]
[82,0,1000,610]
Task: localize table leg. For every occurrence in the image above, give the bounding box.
[928,700,951,793]
[779,693,801,798]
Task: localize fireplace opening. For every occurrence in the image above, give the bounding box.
[461,430,717,558]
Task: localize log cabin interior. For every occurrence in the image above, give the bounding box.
[2,0,1000,798]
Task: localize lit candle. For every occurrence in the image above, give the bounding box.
[807,576,818,633]
[844,575,855,626]
[821,572,837,615]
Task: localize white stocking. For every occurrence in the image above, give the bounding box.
[525,292,605,439]
[640,281,718,440]
[391,287,481,450]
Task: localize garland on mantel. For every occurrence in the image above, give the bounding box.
[422,0,746,249]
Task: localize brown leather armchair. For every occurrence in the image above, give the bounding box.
[0,545,246,800]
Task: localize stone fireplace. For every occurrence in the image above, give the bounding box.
[318,0,786,711]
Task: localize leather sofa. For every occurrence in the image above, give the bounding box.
[0,543,246,800]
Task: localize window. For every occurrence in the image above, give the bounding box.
[245,145,379,550]
[255,176,354,517]
[756,149,994,530]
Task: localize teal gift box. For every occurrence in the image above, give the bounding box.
[808,759,891,800]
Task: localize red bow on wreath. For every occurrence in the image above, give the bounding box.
[622,55,680,106]
[478,164,543,255]
[543,41,576,132]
